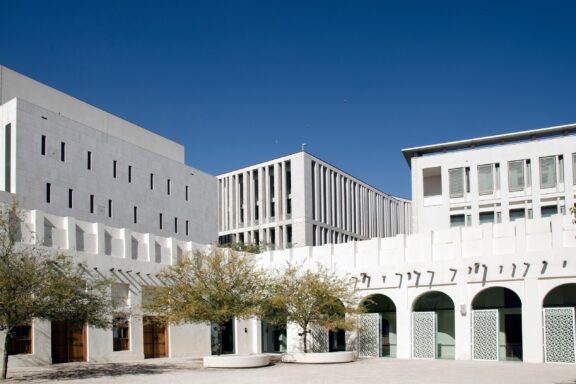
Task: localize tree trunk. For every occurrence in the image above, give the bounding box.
[217,324,223,356]
[2,329,10,380]
[303,324,308,353]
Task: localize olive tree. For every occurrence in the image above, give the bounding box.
[143,248,268,355]
[0,201,115,380]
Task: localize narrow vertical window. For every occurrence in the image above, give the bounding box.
[60,142,65,162]
[108,199,112,218]
[150,173,154,190]
[159,213,163,230]
[128,166,132,183]
[90,194,94,214]
[174,217,178,233]
[68,189,73,208]
[185,220,189,236]
[133,206,137,224]
[185,185,189,201]
[87,151,92,170]
[4,124,11,192]
[41,135,46,156]
[113,160,117,178]
[46,183,51,204]
[167,179,171,195]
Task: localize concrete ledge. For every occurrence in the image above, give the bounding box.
[203,354,270,368]
[282,351,356,364]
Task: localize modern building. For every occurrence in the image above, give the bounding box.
[217,152,411,249]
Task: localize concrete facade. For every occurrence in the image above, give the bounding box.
[217,152,411,249]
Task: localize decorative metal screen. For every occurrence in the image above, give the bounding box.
[544,307,575,364]
[308,324,329,352]
[412,312,436,359]
[358,313,381,358]
[472,309,499,361]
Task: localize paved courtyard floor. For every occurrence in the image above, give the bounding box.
[6,357,576,384]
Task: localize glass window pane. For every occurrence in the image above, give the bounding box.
[479,211,495,224]
[541,205,558,218]
[508,160,524,191]
[539,156,556,188]
[478,164,494,195]
[509,208,525,221]
[450,214,465,227]
[449,168,464,198]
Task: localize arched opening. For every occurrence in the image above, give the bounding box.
[471,287,522,361]
[412,291,455,360]
[542,283,576,363]
[360,294,397,357]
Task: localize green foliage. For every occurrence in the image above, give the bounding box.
[0,201,115,379]
[217,241,269,254]
[264,264,362,352]
[143,248,268,354]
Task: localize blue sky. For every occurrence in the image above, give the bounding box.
[2,1,576,198]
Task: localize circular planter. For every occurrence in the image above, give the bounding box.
[282,351,356,364]
[203,354,270,368]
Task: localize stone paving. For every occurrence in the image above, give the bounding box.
[5,357,576,384]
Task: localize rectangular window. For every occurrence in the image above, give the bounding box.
[174,217,178,233]
[60,142,65,162]
[450,214,465,227]
[4,124,11,192]
[159,213,163,230]
[113,160,117,178]
[526,159,532,187]
[46,183,51,204]
[479,211,495,224]
[128,166,132,183]
[133,206,137,224]
[449,168,464,198]
[478,164,494,195]
[90,194,94,214]
[113,316,130,352]
[558,155,564,184]
[108,199,112,218]
[41,135,46,156]
[68,189,73,209]
[508,160,525,191]
[541,205,558,218]
[167,179,171,195]
[509,208,525,221]
[150,173,154,190]
[185,185,189,201]
[185,220,189,236]
[87,151,92,170]
[540,156,557,188]
[8,324,32,355]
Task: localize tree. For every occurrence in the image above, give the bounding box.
[0,201,115,380]
[265,264,361,353]
[143,248,268,355]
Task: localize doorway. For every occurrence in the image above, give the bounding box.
[143,316,168,358]
[51,321,86,364]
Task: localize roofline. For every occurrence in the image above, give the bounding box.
[401,122,576,166]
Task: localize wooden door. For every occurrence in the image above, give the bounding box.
[143,317,167,358]
[51,321,86,364]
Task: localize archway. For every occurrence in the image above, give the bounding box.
[542,283,576,363]
[359,294,397,357]
[412,291,455,360]
[471,287,522,361]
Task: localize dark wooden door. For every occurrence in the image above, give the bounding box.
[143,317,167,358]
[51,321,86,364]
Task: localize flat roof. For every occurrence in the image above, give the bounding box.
[401,122,576,166]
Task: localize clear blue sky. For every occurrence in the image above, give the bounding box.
[2,1,576,199]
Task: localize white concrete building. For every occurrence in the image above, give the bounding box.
[217,152,411,249]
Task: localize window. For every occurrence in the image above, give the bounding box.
[68,189,73,209]
[541,205,558,218]
[113,160,117,178]
[167,179,171,195]
[508,160,526,191]
[8,324,32,355]
[479,211,495,224]
[185,220,189,236]
[450,214,465,227]
[108,199,113,218]
[46,183,51,204]
[113,316,130,352]
[133,206,137,224]
[159,213,163,230]
[559,155,564,184]
[449,168,464,198]
[150,173,154,190]
[128,165,132,183]
[41,135,46,155]
[185,185,189,201]
[87,151,92,170]
[174,217,178,233]
[4,124,11,192]
[509,208,525,221]
[60,142,65,162]
[90,194,94,214]
[478,163,499,195]
[540,156,557,188]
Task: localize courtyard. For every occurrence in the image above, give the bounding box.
[6,357,576,384]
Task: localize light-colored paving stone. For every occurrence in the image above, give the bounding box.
[6,357,576,384]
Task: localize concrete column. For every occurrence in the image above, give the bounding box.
[122,228,131,260]
[274,162,280,220]
[396,283,411,359]
[523,276,543,363]
[64,216,76,251]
